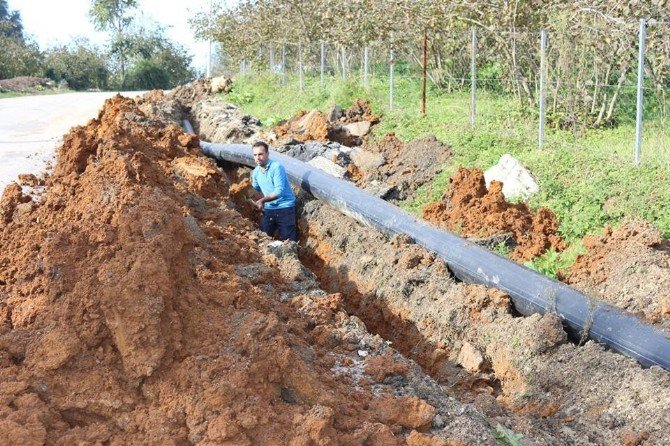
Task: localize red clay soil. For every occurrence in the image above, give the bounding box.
[273,109,331,143]
[0,95,456,444]
[422,167,565,261]
[272,99,380,146]
[562,221,670,326]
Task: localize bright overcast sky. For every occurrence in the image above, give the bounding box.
[8,0,217,73]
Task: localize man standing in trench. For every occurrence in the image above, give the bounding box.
[251,141,298,241]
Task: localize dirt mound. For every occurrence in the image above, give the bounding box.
[422,167,565,261]
[0,76,55,93]
[168,77,213,109]
[136,79,260,145]
[271,99,380,147]
[353,133,452,201]
[191,99,261,144]
[562,221,670,326]
[341,98,380,123]
[0,94,496,444]
[135,89,183,126]
[274,109,330,143]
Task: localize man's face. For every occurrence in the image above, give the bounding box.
[253,146,269,167]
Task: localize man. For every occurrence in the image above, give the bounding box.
[251,141,297,241]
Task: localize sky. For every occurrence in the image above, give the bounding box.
[8,0,216,73]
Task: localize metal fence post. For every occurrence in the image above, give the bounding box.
[299,44,304,91]
[341,46,347,80]
[389,49,395,110]
[471,28,477,128]
[538,30,548,150]
[281,45,286,85]
[320,41,325,88]
[364,46,369,89]
[206,0,212,78]
[635,19,646,166]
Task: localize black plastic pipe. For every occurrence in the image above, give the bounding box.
[200,141,670,371]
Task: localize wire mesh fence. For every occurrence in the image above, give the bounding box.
[216,21,670,166]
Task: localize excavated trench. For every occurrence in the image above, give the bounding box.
[86,85,670,445]
[3,94,524,445]
[222,161,670,445]
[8,84,670,444]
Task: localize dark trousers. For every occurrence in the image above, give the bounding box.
[260,206,297,241]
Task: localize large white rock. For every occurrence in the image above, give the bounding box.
[307,156,347,178]
[484,154,539,200]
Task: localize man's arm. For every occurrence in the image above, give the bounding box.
[254,193,278,209]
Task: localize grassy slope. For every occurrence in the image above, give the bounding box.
[223,73,670,274]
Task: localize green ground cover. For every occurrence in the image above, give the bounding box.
[0,92,22,99]
[0,88,70,99]
[222,72,670,275]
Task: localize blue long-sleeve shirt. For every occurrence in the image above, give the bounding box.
[251,159,296,209]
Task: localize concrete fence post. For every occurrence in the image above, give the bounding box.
[471,28,477,128]
[281,45,286,85]
[635,19,646,166]
[299,44,304,91]
[320,41,325,88]
[389,49,395,110]
[538,30,548,150]
[364,46,369,89]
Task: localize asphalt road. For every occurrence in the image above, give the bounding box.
[0,91,145,194]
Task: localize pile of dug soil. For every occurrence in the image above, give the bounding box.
[0,95,500,444]
[562,221,670,326]
[270,99,380,147]
[422,167,565,261]
[353,133,452,202]
[191,99,262,144]
[0,76,55,93]
[168,77,214,109]
[135,89,184,126]
[135,78,261,145]
[134,77,236,128]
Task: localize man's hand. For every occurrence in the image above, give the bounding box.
[254,198,265,211]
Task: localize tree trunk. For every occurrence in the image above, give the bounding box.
[605,64,628,123]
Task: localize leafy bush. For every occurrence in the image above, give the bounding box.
[118,29,196,90]
[44,40,109,90]
[124,59,170,90]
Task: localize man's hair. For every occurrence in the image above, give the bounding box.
[252,141,269,153]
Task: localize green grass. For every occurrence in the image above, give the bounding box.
[222,72,670,271]
[524,242,587,279]
[0,88,71,99]
[0,91,25,99]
